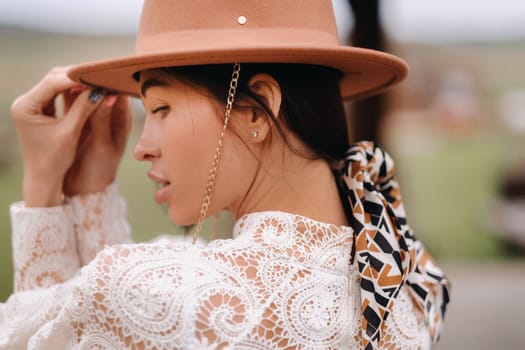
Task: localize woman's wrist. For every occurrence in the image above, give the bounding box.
[68,180,116,200]
[64,175,116,197]
[23,176,64,207]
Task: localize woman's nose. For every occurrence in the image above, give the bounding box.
[133,133,160,161]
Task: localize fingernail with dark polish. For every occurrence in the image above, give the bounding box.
[88,88,104,104]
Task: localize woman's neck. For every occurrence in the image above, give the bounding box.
[231,146,348,227]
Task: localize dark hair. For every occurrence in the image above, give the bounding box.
[138,63,354,234]
[156,63,350,166]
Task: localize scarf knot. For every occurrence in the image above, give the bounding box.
[340,141,450,349]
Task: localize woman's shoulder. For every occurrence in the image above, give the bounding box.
[82,209,355,293]
[81,235,257,287]
[87,238,230,272]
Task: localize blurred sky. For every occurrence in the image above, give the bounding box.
[0,0,524,42]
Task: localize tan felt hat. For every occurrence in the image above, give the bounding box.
[67,0,408,100]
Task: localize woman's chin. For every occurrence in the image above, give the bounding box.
[167,207,199,226]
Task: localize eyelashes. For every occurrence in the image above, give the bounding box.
[152,105,170,118]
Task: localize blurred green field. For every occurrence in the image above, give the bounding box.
[1,27,524,302]
[391,128,525,258]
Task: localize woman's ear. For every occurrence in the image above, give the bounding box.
[241,73,282,144]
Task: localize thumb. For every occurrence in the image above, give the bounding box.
[62,88,105,136]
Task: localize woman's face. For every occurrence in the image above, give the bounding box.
[134,69,256,225]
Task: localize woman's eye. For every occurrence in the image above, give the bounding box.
[152,105,170,118]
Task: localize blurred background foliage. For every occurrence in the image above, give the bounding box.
[0,2,524,348]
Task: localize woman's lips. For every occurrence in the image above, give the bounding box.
[148,172,171,204]
[154,185,170,204]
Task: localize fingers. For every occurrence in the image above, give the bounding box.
[12,67,79,118]
[89,96,113,144]
[111,96,132,150]
[77,94,131,152]
[61,88,105,138]
[11,66,131,155]
[63,86,86,114]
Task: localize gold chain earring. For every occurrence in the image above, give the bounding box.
[193,63,241,244]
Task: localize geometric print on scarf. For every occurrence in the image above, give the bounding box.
[335,141,450,350]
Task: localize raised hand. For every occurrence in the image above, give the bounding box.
[62,86,131,197]
[10,67,131,207]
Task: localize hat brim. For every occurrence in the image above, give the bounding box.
[67,45,408,100]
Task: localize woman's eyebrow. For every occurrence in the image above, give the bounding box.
[140,78,170,97]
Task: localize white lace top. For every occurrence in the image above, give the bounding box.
[0,183,431,349]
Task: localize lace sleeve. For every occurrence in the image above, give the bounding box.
[10,202,80,292]
[0,278,79,349]
[69,182,133,265]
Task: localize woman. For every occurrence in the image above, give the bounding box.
[1,0,450,349]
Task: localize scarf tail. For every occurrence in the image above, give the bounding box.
[342,141,451,349]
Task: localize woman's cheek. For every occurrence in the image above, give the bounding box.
[164,161,203,226]
[162,114,223,224]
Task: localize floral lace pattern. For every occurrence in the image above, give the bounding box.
[10,203,79,292]
[70,183,132,265]
[3,185,435,349]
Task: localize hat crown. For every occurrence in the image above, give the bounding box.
[136,0,340,53]
[69,0,407,100]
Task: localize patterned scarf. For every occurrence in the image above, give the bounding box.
[334,141,450,350]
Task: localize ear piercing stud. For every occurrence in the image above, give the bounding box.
[251,131,259,138]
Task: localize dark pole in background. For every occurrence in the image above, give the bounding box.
[348,0,386,144]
